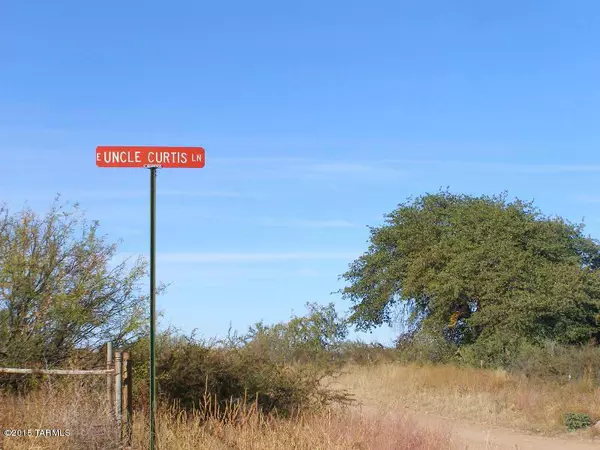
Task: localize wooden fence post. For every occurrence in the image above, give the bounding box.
[106,342,113,409]
[122,351,133,446]
[115,351,123,425]
[1,341,130,445]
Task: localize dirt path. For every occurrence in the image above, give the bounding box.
[410,410,599,450]
[355,405,599,450]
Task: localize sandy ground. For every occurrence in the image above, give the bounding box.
[356,404,599,450]
[415,411,599,449]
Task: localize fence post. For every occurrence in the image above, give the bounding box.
[122,351,133,447]
[106,342,113,409]
[115,351,123,426]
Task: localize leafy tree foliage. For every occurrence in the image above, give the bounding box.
[340,190,600,362]
[245,302,349,364]
[0,200,148,367]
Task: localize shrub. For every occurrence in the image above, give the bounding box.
[453,332,531,370]
[244,302,349,366]
[508,341,600,383]
[130,331,353,418]
[396,331,457,364]
[564,412,593,431]
[337,341,398,365]
[450,336,600,384]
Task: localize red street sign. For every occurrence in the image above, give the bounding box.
[96,146,205,168]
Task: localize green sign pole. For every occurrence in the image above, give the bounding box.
[96,146,205,450]
[149,166,157,450]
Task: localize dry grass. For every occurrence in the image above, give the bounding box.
[336,363,600,434]
[6,362,597,449]
[0,380,450,450]
[131,405,450,450]
[0,378,119,449]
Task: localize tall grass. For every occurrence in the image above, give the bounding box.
[133,402,450,450]
[6,359,598,448]
[338,363,600,434]
[0,378,119,449]
[0,379,450,450]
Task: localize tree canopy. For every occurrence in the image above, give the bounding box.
[0,200,148,367]
[340,190,600,361]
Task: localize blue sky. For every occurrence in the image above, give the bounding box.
[2,1,600,345]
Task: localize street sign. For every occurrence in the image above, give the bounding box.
[96,145,205,450]
[96,146,205,168]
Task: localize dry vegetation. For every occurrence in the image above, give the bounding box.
[337,363,600,435]
[132,405,450,450]
[0,376,450,450]
[0,379,119,449]
[3,362,600,449]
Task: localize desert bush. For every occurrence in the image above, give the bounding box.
[507,341,600,383]
[244,302,349,366]
[130,330,353,418]
[337,341,398,365]
[0,201,148,371]
[564,412,594,431]
[419,334,600,385]
[455,335,521,369]
[395,331,457,365]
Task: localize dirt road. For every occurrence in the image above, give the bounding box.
[359,405,599,450]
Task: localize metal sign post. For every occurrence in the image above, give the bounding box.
[96,146,205,450]
[149,165,157,450]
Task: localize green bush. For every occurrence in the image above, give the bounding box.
[244,302,349,366]
[564,412,593,431]
[337,341,398,365]
[396,331,457,365]
[130,330,353,418]
[456,335,522,369]
[449,336,600,384]
[507,341,600,383]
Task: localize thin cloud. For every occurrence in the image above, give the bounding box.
[470,162,600,174]
[209,157,407,180]
[304,162,407,177]
[159,189,245,198]
[1,190,144,202]
[215,157,600,176]
[24,189,247,201]
[257,218,356,228]
[519,164,600,173]
[0,149,64,161]
[68,190,145,200]
[308,163,381,174]
[112,227,143,236]
[158,266,324,283]
[157,251,359,264]
[211,156,317,165]
[293,268,320,277]
[573,194,600,204]
[380,159,600,174]
[271,161,407,182]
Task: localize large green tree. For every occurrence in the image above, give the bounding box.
[0,200,148,368]
[340,190,600,360]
